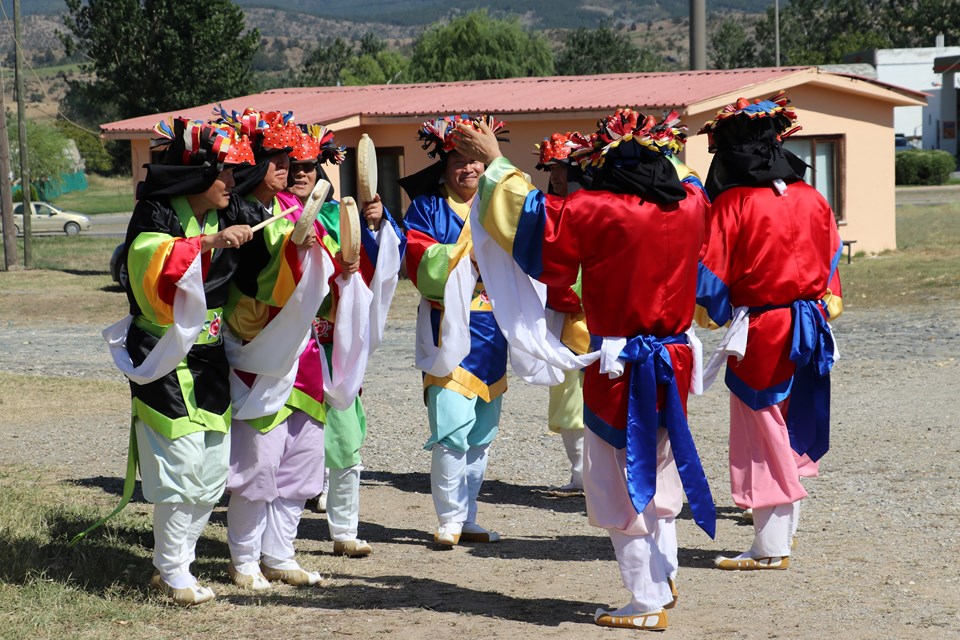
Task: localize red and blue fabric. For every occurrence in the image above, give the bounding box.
[615,333,716,538]
[786,300,835,461]
[695,263,731,325]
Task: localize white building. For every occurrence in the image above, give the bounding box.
[844,37,960,150]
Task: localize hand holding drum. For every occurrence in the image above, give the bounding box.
[339,197,362,264]
[357,133,378,231]
[291,179,332,245]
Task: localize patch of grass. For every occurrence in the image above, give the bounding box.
[0,461,312,640]
[0,235,125,325]
[0,465,164,640]
[12,235,120,273]
[53,175,135,215]
[0,262,124,327]
[839,202,960,310]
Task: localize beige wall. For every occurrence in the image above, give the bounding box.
[338,115,614,213]
[125,92,899,254]
[346,104,899,254]
[684,85,897,253]
[130,139,151,195]
[788,84,897,253]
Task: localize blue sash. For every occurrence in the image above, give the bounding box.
[616,333,716,538]
[786,300,835,461]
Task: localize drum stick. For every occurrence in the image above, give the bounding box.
[250,205,299,232]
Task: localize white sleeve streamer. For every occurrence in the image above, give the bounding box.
[414,254,477,377]
[320,273,374,411]
[367,221,403,355]
[226,242,334,420]
[469,200,600,385]
[103,251,206,385]
[701,305,749,392]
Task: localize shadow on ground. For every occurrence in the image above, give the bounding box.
[363,469,588,515]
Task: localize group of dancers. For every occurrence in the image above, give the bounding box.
[84,91,842,631]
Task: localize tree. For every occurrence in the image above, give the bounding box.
[55,120,116,175]
[59,0,260,124]
[747,0,897,66]
[8,118,72,192]
[297,32,409,87]
[298,37,354,86]
[342,50,410,86]
[556,25,665,76]
[886,0,960,48]
[709,18,756,70]
[407,10,554,82]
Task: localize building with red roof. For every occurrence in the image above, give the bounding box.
[102,66,924,253]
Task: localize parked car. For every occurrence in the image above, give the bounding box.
[110,242,128,289]
[13,201,93,236]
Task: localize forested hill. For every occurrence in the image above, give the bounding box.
[14,0,768,24]
[238,0,766,28]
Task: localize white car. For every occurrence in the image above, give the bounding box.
[13,201,93,236]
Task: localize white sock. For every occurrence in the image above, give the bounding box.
[654,517,678,581]
[560,429,584,488]
[327,464,362,541]
[262,496,305,569]
[751,503,794,557]
[431,445,467,527]
[609,528,673,612]
[465,445,489,524]
[153,502,212,587]
[227,494,267,575]
[790,499,801,540]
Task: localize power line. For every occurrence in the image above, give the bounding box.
[0,2,102,139]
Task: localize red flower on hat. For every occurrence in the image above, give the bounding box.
[290,130,322,162]
[535,132,574,169]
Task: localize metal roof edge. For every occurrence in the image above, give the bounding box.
[685,66,815,115]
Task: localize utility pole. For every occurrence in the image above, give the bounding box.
[689,0,707,70]
[0,68,16,270]
[14,0,31,268]
[774,0,781,67]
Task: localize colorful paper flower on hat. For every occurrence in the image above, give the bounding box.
[152,117,253,167]
[697,90,801,150]
[535,132,576,170]
[311,124,346,165]
[214,105,298,152]
[417,114,508,158]
[568,108,688,170]
[223,131,254,166]
[290,128,322,163]
[289,124,346,165]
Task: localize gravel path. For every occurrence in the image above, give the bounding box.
[1,300,958,639]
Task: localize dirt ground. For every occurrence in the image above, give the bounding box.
[0,279,958,639]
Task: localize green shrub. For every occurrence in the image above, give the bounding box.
[11,184,40,200]
[55,120,116,175]
[895,149,957,185]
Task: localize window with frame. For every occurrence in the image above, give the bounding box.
[339,146,405,223]
[783,135,844,223]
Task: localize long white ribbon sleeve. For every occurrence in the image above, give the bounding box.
[320,272,374,410]
[414,254,476,377]
[470,200,600,384]
[103,251,207,385]
[367,221,403,355]
[701,305,749,392]
[470,199,704,394]
[322,221,402,410]
[226,241,334,419]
